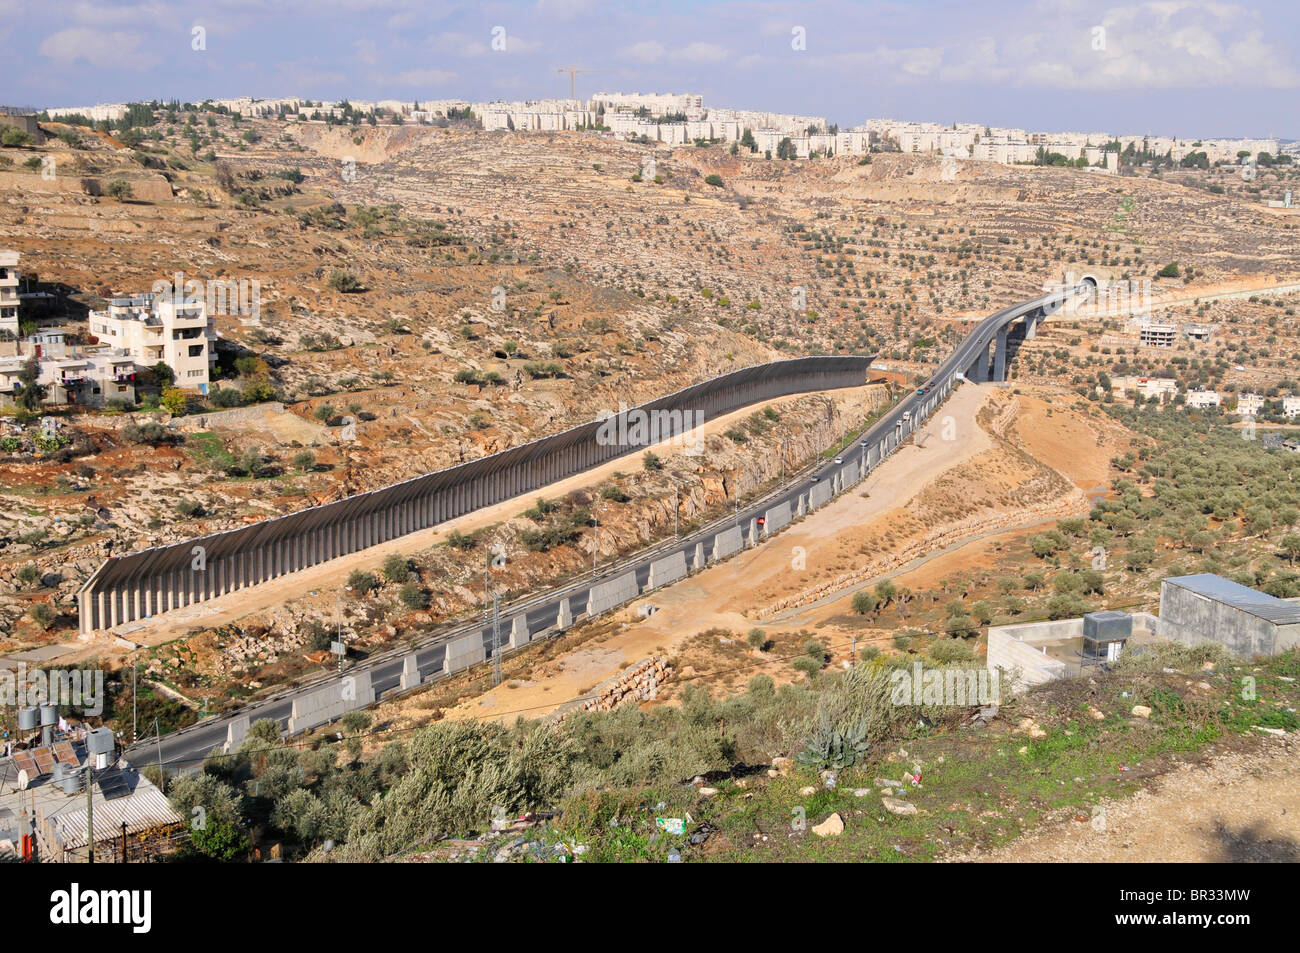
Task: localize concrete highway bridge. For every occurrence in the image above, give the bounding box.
[119,284,1090,771]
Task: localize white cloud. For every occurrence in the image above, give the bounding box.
[39,28,158,69]
[810,1,1300,90]
[622,40,665,63]
[382,68,457,86]
[671,42,730,65]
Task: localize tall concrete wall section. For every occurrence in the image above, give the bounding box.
[556,598,573,630]
[444,634,487,674]
[400,653,420,691]
[647,551,688,589]
[691,541,705,571]
[764,501,792,534]
[840,461,861,486]
[809,481,833,509]
[713,526,744,561]
[78,355,872,634]
[509,614,531,649]
[223,714,250,753]
[587,572,639,615]
[287,671,374,735]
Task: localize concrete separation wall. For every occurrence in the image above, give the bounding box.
[444,634,486,674]
[223,714,249,753]
[287,671,374,735]
[79,355,872,634]
[809,481,833,509]
[509,614,530,649]
[713,526,743,561]
[588,572,639,615]
[764,500,792,535]
[647,551,687,589]
[399,653,420,691]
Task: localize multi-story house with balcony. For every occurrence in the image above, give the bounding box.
[0,250,20,339]
[89,292,217,394]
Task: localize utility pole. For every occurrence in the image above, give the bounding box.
[491,594,502,686]
[336,596,344,677]
[131,651,137,745]
[85,760,94,864]
[592,504,599,579]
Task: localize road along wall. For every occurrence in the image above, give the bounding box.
[78,356,872,634]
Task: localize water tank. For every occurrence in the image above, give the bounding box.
[17,706,39,731]
[59,765,82,796]
[39,704,58,727]
[87,726,115,756]
[1083,610,1132,642]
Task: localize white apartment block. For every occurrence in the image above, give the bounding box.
[589,92,703,117]
[1283,396,1300,418]
[89,293,217,394]
[0,250,19,339]
[1185,390,1221,409]
[1236,393,1265,416]
[45,103,128,122]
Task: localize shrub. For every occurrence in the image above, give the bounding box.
[851,590,878,615]
[642,451,663,471]
[746,628,768,651]
[929,639,974,663]
[16,564,42,589]
[382,553,412,583]
[704,174,724,187]
[347,570,379,595]
[399,581,430,610]
[328,270,362,292]
[28,603,56,630]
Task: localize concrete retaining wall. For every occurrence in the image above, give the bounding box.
[509,614,530,649]
[287,671,374,735]
[809,481,833,509]
[647,551,687,589]
[587,572,639,616]
[764,500,792,535]
[444,634,487,674]
[712,526,744,561]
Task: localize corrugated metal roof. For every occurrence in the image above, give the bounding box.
[1164,574,1300,625]
[45,782,183,851]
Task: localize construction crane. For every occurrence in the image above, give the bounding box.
[556,65,612,100]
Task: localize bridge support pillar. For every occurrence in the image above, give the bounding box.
[970,339,990,383]
[993,327,1008,382]
[1023,313,1039,340]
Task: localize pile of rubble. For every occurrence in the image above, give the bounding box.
[580,656,673,714]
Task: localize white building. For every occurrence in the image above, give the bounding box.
[0,250,19,339]
[1185,390,1221,408]
[1236,393,1265,416]
[1283,396,1300,418]
[89,293,217,394]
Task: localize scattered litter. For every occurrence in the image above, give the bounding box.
[656,817,686,835]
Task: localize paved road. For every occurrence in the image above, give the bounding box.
[126,287,1083,773]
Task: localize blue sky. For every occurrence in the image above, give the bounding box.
[5,0,1298,137]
